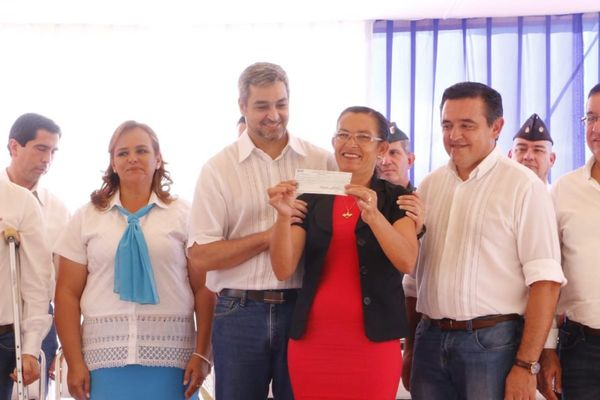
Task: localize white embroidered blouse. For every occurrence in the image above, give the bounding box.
[56,192,195,370]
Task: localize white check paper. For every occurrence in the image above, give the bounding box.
[295,169,352,196]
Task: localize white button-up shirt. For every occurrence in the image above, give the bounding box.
[1,168,70,297]
[188,132,337,293]
[404,148,565,320]
[1,170,70,250]
[56,193,195,370]
[30,188,70,251]
[0,180,52,355]
[552,157,600,328]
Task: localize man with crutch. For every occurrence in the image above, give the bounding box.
[0,179,52,400]
[4,113,70,399]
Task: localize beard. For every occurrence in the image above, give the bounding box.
[252,122,287,142]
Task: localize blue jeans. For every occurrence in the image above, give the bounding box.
[410,318,523,400]
[212,294,295,400]
[0,330,15,400]
[558,320,600,400]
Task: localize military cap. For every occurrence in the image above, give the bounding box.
[514,113,553,144]
[387,122,409,143]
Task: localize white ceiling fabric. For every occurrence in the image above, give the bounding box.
[0,0,598,25]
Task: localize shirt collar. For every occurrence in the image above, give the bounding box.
[583,156,597,180]
[404,181,416,193]
[1,167,45,206]
[0,168,9,184]
[369,176,388,193]
[447,146,501,181]
[108,190,169,213]
[237,131,306,163]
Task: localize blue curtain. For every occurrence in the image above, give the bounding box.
[370,13,600,185]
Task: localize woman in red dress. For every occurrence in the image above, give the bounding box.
[268,106,421,399]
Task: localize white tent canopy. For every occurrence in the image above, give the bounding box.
[0,0,598,25]
[0,0,597,210]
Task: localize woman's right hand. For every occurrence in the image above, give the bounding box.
[267,180,298,217]
[67,361,91,400]
[183,355,210,399]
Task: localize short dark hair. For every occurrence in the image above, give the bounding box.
[588,83,600,98]
[337,106,390,140]
[441,82,503,126]
[9,113,61,147]
[237,115,246,125]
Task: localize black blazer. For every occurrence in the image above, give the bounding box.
[289,177,411,342]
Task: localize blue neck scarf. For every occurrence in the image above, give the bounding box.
[114,203,159,304]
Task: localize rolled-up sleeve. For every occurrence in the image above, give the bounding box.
[517,180,565,286]
[522,259,564,287]
[187,163,227,248]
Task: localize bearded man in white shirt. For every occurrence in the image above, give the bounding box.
[508,113,556,184]
[3,113,70,395]
[402,82,565,400]
[188,62,336,400]
[537,83,600,400]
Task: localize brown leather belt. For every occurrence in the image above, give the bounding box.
[0,324,14,335]
[567,319,600,336]
[425,314,522,331]
[219,289,298,304]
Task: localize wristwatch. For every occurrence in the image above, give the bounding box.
[514,358,541,375]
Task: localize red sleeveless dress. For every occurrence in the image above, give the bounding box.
[287,196,402,399]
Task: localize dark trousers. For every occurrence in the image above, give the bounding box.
[559,320,600,400]
[0,330,15,400]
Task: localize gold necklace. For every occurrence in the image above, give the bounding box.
[341,197,356,219]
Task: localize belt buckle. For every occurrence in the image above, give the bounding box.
[263,292,285,304]
[448,319,453,329]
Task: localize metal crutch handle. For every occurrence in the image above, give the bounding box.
[4,228,27,400]
[3,228,20,246]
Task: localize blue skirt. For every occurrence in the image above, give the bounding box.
[90,365,187,400]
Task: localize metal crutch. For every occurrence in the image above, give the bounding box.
[4,228,27,400]
[36,351,46,400]
[53,350,62,400]
[53,349,70,400]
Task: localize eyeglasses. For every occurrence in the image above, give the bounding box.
[333,132,384,145]
[581,115,600,127]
